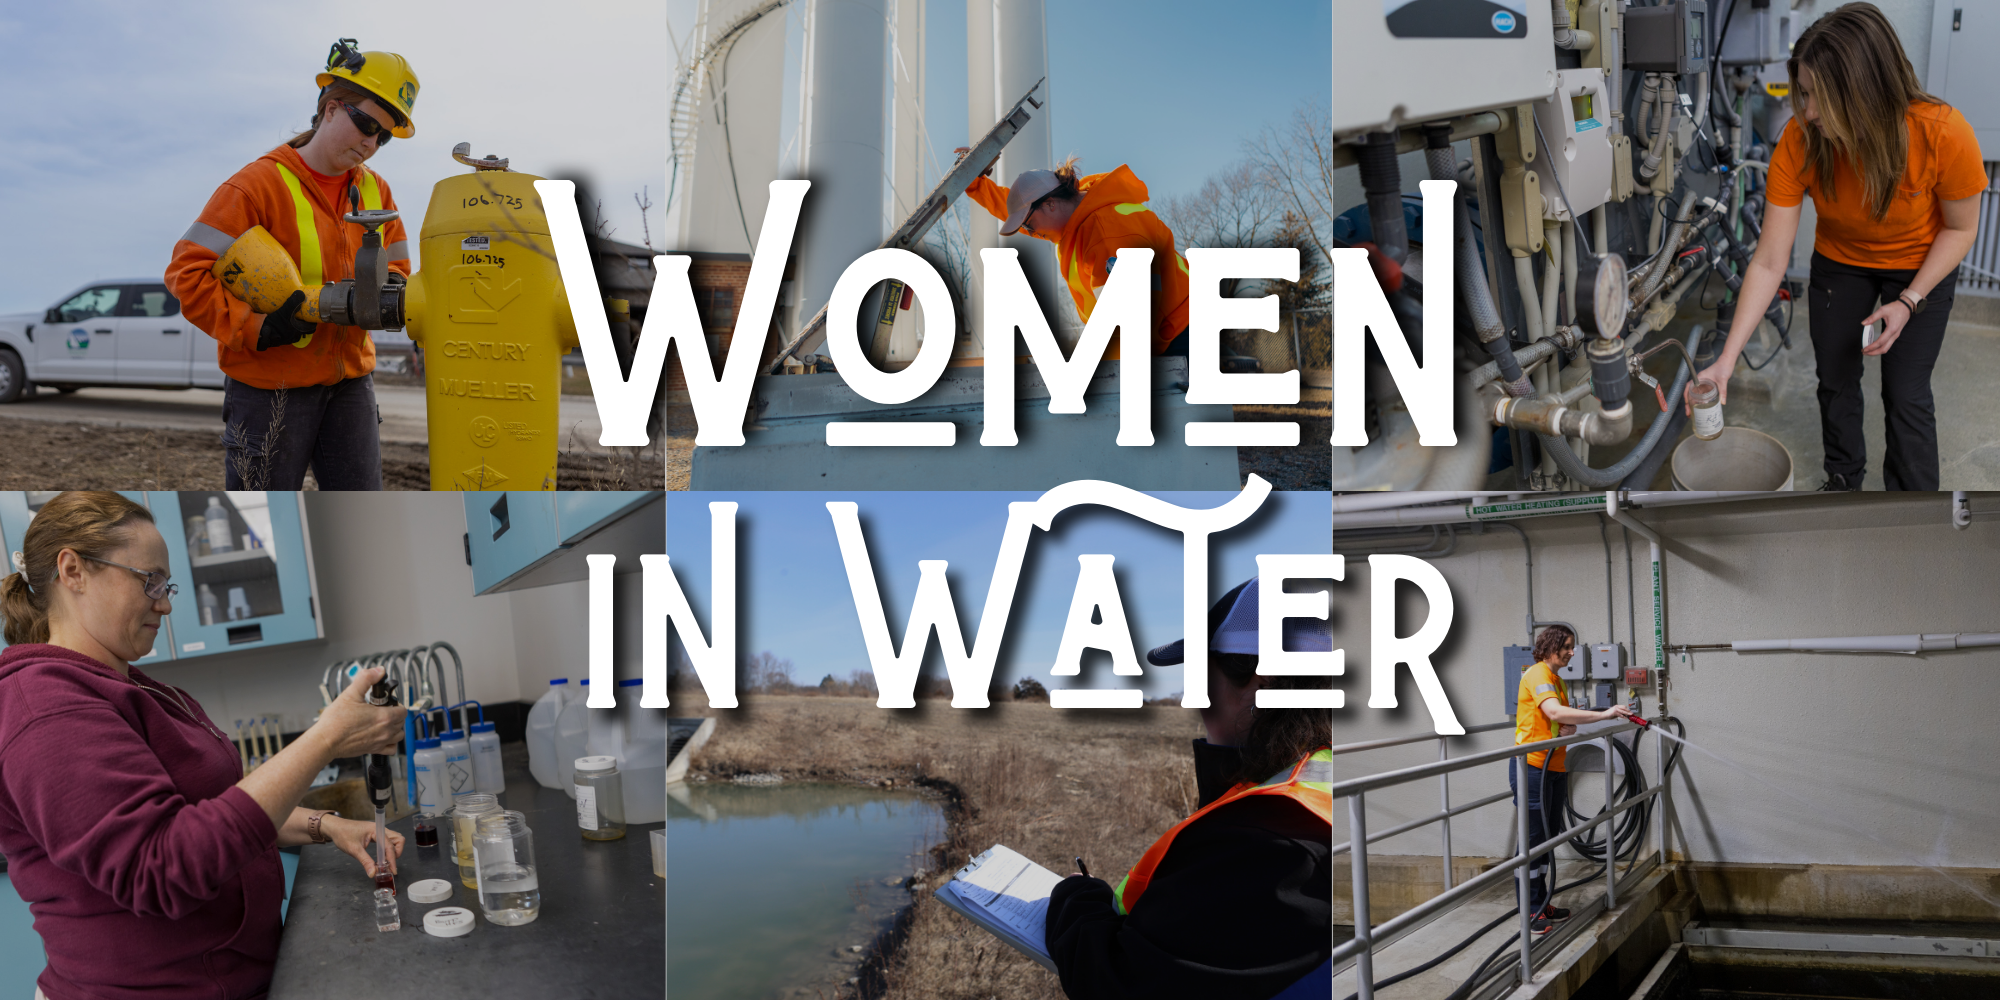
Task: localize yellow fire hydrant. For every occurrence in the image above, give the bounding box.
[404,146,577,489]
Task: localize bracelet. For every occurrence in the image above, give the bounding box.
[306,810,334,844]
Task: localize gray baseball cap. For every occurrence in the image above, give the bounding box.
[999,169,1061,236]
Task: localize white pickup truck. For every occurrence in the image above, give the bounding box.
[0,279,225,403]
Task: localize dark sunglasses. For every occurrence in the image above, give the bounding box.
[338,102,393,144]
[82,555,178,601]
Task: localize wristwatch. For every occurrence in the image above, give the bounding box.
[1897,289,1928,315]
[306,810,334,844]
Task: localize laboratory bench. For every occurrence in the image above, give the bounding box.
[272,743,663,1000]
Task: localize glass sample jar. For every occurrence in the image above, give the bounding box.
[574,756,626,840]
[451,793,503,889]
[1688,378,1724,441]
[474,810,540,926]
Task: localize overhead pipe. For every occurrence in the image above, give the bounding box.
[1603,492,1666,717]
[1331,491,1490,514]
[1328,489,1792,530]
[1731,633,2000,654]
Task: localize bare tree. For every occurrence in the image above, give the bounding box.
[746,650,794,693]
[1248,101,1338,271]
[1159,159,1285,255]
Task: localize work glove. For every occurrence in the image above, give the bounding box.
[257,289,318,350]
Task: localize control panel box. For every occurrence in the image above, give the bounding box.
[1332,1,1557,135]
[1626,0,1711,76]
[1557,642,1588,680]
[1532,68,1617,219]
[1590,642,1625,680]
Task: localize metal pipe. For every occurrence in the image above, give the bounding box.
[1538,324,1704,488]
[1328,111,1508,168]
[430,641,467,732]
[1515,755,1535,981]
[1329,720,1514,757]
[1351,793,1375,999]
[1603,736,1617,907]
[1330,491,1491,514]
[1439,739,1455,890]
[1604,493,1666,718]
[1730,633,2000,653]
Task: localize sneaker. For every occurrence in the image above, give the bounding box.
[1531,914,1558,936]
[1817,473,1863,491]
[1539,904,1571,921]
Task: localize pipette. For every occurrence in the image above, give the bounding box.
[364,676,400,897]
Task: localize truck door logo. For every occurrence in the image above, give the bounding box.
[66,328,90,350]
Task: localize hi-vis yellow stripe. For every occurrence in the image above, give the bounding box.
[1113,202,1148,215]
[357,169,382,211]
[272,164,322,286]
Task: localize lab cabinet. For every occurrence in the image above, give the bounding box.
[0,491,168,663]
[465,490,663,595]
[152,493,323,658]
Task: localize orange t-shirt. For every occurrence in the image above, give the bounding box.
[1514,661,1568,772]
[1765,101,1987,270]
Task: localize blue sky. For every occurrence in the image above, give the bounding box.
[663,490,1332,700]
[0,1,1329,314]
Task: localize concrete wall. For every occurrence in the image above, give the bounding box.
[145,493,526,737]
[1332,492,2000,874]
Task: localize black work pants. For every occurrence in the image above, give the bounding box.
[221,375,383,489]
[1806,252,1957,490]
[1510,759,1568,915]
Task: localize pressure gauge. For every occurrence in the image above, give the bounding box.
[1576,252,1630,338]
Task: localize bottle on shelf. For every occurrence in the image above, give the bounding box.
[204,496,234,554]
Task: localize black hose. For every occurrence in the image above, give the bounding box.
[1359,131,1409,263]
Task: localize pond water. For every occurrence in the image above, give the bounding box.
[667,782,944,1000]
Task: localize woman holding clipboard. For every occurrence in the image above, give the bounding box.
[1042,578,1332,999]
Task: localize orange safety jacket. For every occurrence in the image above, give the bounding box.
[1112,746,1332,915]
[166,144,411,390]
[966,165,1190,355]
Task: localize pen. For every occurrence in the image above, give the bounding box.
[1076,856,1090,878]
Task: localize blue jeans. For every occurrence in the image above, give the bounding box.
[221,375,383,489]
[1510,760,1569,915]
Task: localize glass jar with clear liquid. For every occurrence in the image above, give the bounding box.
[451,793,502,889]
[574,756,626,841]
[474,810,540,926]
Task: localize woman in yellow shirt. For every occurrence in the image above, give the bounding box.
[1695,4,1984,490]
[1513,625,1632,934]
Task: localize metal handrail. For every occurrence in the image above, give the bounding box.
[1331,790,1514,856]
[1329,720,1513,756]
[1331,719,1673,1000]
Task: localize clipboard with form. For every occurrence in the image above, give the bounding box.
[931,844,1064,972]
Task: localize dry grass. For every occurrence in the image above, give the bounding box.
[675,690,1204,1000]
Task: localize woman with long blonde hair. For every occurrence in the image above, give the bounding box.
[1695,2,1984,490]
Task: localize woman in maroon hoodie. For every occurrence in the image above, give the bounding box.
[0,491,408,1000]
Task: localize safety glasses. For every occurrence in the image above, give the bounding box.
[83,555,178,601]
[338,102,393,145]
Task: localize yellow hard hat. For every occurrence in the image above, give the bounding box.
[316,38,419,139]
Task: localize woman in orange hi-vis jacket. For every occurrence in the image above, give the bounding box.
[166,40,417,490]
[1042,579,1332,1000]
[964,156,1191,356]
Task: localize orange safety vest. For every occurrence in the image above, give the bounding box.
[1113,747,1332,915]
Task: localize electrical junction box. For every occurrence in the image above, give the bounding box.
[1625,666,1652,687]
[1718,0,1789,66]
[1557,642,1587,680]
[1590,642,1624,680]
[1503,644,1537,718]
[1331,1,1557,135]
[1588,680,1615,710]
[1531,68,1616,219]
[1626,0,1711,75]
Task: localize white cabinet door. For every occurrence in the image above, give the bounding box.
[38,286,122,382]
[115,284,191,385]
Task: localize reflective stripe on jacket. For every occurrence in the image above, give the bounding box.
[166,144,410,389]
[966,165,1190,355]
[1113,746,1332,915]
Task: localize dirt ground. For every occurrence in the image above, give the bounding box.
[674,689,1209,1000]
[0,401,1323,491]
[0,415,685,490]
